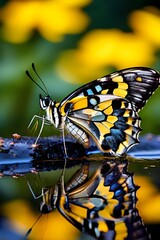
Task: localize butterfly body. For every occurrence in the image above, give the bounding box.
[38,67,159,155]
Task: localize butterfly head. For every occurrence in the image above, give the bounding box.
[39,94,60,128]
[39,94,54,110]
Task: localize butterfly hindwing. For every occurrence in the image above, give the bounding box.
[61,94,141,155]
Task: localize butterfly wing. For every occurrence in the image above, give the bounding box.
[61,94,141,155]
[60,67,159,110]
[59,67,159,155]
[57,162,149,240]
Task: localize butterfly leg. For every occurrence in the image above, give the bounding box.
[28,114,46,144]
[60,127,69,186]
[27,114,44,130]
[34,116,45,144]
[24,175,52,237]
[24,174,48,200]
[62,126,68,159]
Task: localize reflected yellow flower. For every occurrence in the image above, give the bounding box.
[0,0,90,43]
[129,7,160,47]
[2,199,79,239]
[2,200,36,235]
[135,176,160,223]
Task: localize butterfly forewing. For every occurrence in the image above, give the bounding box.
[60,67,159,110]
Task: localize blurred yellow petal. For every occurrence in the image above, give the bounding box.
[78,29,155,68]
[0,1,38,42]
[2,199,79,239]
[2,200,38,234]
[41,211,79,240]
[113,33,155,68]
[56,30,120,84]
[56,49,112,83]
[78,29,120,67]
[56,29,155,83]
[0,1,90,43]
[56,0,92,7]
[135,176,160,223]
[129,7,160,47]
[38,2,90,42]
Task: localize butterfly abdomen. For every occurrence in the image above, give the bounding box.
[65,121,90,148]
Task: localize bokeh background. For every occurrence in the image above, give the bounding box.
[0,0,160,240]
[0,0,160,137]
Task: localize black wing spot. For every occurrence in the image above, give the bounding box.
[112,100,122,110]
[64,102,73,113]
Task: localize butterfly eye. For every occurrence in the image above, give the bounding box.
[39,94,50,110]
[44,98,50,107]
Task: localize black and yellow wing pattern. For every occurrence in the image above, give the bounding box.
[58,67,159,155]
[33,162,149,240]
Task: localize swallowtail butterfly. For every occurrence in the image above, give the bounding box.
[27,65,159,156]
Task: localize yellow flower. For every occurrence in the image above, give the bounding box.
[135,176,160,223]
[56,6,160,84]
[0,0,91,43]
[56,29,155,83]
[78,29,155,68]
[129,7,160,47]
[56,49,111,84]
[2,199,79,239]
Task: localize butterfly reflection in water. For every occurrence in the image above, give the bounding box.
[27,65,159,156]
[25,161,150,240]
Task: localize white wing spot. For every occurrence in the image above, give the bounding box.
[98,77,106,82]
[90,98,97,106]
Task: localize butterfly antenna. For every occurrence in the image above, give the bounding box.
[32,63,49,96]
[24,213,43,239]
[26,70,48,95]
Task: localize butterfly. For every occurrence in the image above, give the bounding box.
[26,161,150,240]
[26,65,159,156]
